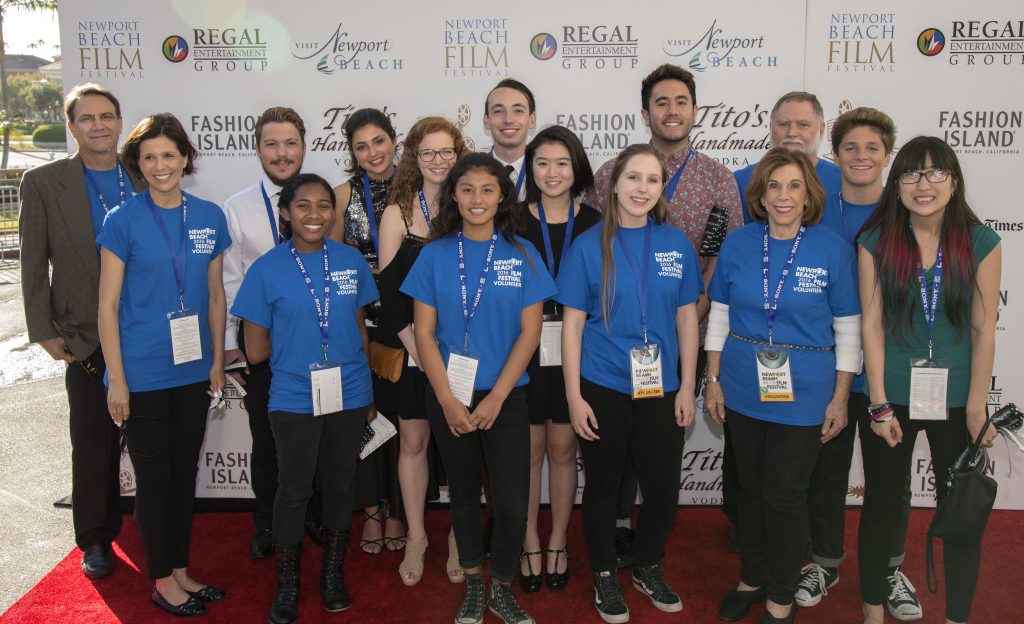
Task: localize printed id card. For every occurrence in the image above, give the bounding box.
[310,361,343,416]
[540,320,563,367]
[756,348,794,402]
[446,348,480,407]
[909,358,949,421]
[629,342,664,399]
[167,309,202,366]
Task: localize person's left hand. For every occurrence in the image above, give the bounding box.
[820,398,848,444]
[469,393,504,431]
[967,403,997,448]
[675,391,696,428]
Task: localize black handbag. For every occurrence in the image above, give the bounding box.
[925,413,998,592]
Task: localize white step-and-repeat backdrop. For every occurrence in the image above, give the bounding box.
[60,1,1023,508]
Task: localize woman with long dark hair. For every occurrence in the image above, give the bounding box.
[376,116,470,585]
[401,152,555,624]
[857,136,1000,624]
[558,144,702,622]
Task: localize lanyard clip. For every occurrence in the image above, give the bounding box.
[322,344,329,362]
[178,295,185,312]
[768,328,774,347]
[642,324,649,345]
[928,339,933,360]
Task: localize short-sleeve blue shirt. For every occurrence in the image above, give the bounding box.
[555,222,703,395]
[231,240,378,413]
[708,223,860,425]
[400,233,556,390]
[96,191,231,392]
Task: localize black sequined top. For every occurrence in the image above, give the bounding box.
[342,173,393,271]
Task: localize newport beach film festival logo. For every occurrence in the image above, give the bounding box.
[826,11,896,72]
[663,20,777,72]
[443,18,510,77]
[292,22,403,74]
[529,25,639,71]
[77,19,144,79]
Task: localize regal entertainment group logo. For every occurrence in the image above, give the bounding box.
[531,25,638,71]
[293,22,403,74]
[826,12,895,72]
[663,20,777,72]
[920,19,1024,66]
[164,27,269,72]
[77,20,144,79]
[443,18,510,77]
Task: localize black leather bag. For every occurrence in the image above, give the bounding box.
[925,415,997,592]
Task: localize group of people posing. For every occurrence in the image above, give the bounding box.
[19,62,1000,624]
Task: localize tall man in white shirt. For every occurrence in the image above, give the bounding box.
[483,78,536,201]
[221,107,306,558]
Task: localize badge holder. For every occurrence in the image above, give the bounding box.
[446,345,480,407]
[310,357,343,417]
[540,310,563,367]
[629,341,664,399]
[167,307,202,366]
[909,358,950,421]
[756,346,795,402]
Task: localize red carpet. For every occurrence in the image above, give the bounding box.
[2,508,1021,623]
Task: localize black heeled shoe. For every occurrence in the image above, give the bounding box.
[518,550,543,593]
[545,545,569,591]
[719,586,766,622]
[151,587,206,618]
[186,585,226,604]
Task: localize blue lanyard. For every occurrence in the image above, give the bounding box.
[259,181,280,244]
[492,148,526,197]
[456,230,498,350]
[288,241,332,362]
[145,191,189,311]
[615,221,653,343]
[417,188,432,232]
[663,147,695,202]
[762,224,805,344]
[838,195,850,242]
[913,234,943,358]
[536,199,575,277]
[83,163,131,213]
[361,172,381,255]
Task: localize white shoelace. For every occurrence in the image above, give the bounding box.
[797,563,829,595]
[888,570,917,603]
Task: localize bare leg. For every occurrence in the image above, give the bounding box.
[545,421,577,575]
[398,419,431,542]
[521,424,546,577]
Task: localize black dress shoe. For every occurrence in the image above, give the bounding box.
[719,587,766,621]
[81,543,115,579]
[251,528,273,559]
[187,585,226,604]
[152,587,206,617]
[760,604,797,623]
[518,551,542,593]
[545,546,570,591]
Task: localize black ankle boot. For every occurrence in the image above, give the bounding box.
[321,528,351,612]
[269,543,302,624]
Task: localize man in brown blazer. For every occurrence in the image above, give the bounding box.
[19,83,144,579]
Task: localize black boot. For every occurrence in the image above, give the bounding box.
[269,543,301,624]
[321,527,351,612]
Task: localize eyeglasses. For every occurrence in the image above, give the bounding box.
[417,148,457,162]
[898,168,951,185]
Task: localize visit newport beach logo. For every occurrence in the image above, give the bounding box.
[530,33,557,60]
[663,20,775,72]
[918,28,946,56]
[162,35,189,62]
[292,22,402,74]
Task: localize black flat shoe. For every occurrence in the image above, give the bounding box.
[760,604,797,623]
[82,543,115,579]
[187,585,226,604]
[719,587,766,622]
[545,546,569,591]
[518,550,543,593]
[251,528,273,559]
[152,587,206,617]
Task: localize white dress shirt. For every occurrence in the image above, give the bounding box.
[222,173,283,351]
[492,152,527,201]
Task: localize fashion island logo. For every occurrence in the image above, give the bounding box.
[553,110,639,157]
[444,18,510,77]
[204,451,251,491]
[530,25,638,70]
[77,20,143,79]
[938,110,1021,155]
[292,22,402,74]
[164,28,268,72]
[189,114,259,157]
[309,105,405,168]
[827,12,895,72]
[921,20,1024,66]
[663,20,776,72]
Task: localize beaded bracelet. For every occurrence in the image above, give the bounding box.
[868,402,894,423]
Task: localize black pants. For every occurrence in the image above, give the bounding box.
[616,350,706,521]
[722,421,740,526]
[269,406,367,545]
[580,378,685,573]
[727,407,821,606]
[426,386,529,583]
[124,381,210,579]
[67,347,122,551]
[807,393,908,568]
[241,362,277,532]
[858,405,978,622]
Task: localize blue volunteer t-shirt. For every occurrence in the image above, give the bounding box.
[231,240,378,413]
[820,191,878,394]
[555,222,703,396]
[708,223,859,425]
[735,159,842,224]
[96,191,231,392]
[84,166,131,243]
[400,232,557,390]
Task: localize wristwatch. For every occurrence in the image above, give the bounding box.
[705,375,721,384]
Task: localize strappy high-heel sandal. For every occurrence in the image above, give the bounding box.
[398,535,428,586]
[360,507,385,554]
[518,550,543,593]
[446,528,465,583]
[545,545,569,591]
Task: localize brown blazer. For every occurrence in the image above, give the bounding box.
[18,154,144,360]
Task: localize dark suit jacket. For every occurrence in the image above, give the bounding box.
[19,154,144,360]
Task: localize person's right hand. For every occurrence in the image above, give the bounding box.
[441,395,475,437]
[107,379,130,426]
[39,336,75,363]
[705,381,726,425]
[224,348,248,386]
[871,418,903,447]
[568,396,600,441]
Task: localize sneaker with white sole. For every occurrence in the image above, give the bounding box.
[794,563,838,607]
[631,564,682,613]
[886,569,923,621]
[487,582,535,624]
[594,571,629,623]
[455,574,485,624]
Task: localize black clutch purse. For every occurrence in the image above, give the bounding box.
[925,411,998,593]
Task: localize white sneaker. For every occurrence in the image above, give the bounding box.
[886,569,923,621]
[794,563,838,607]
